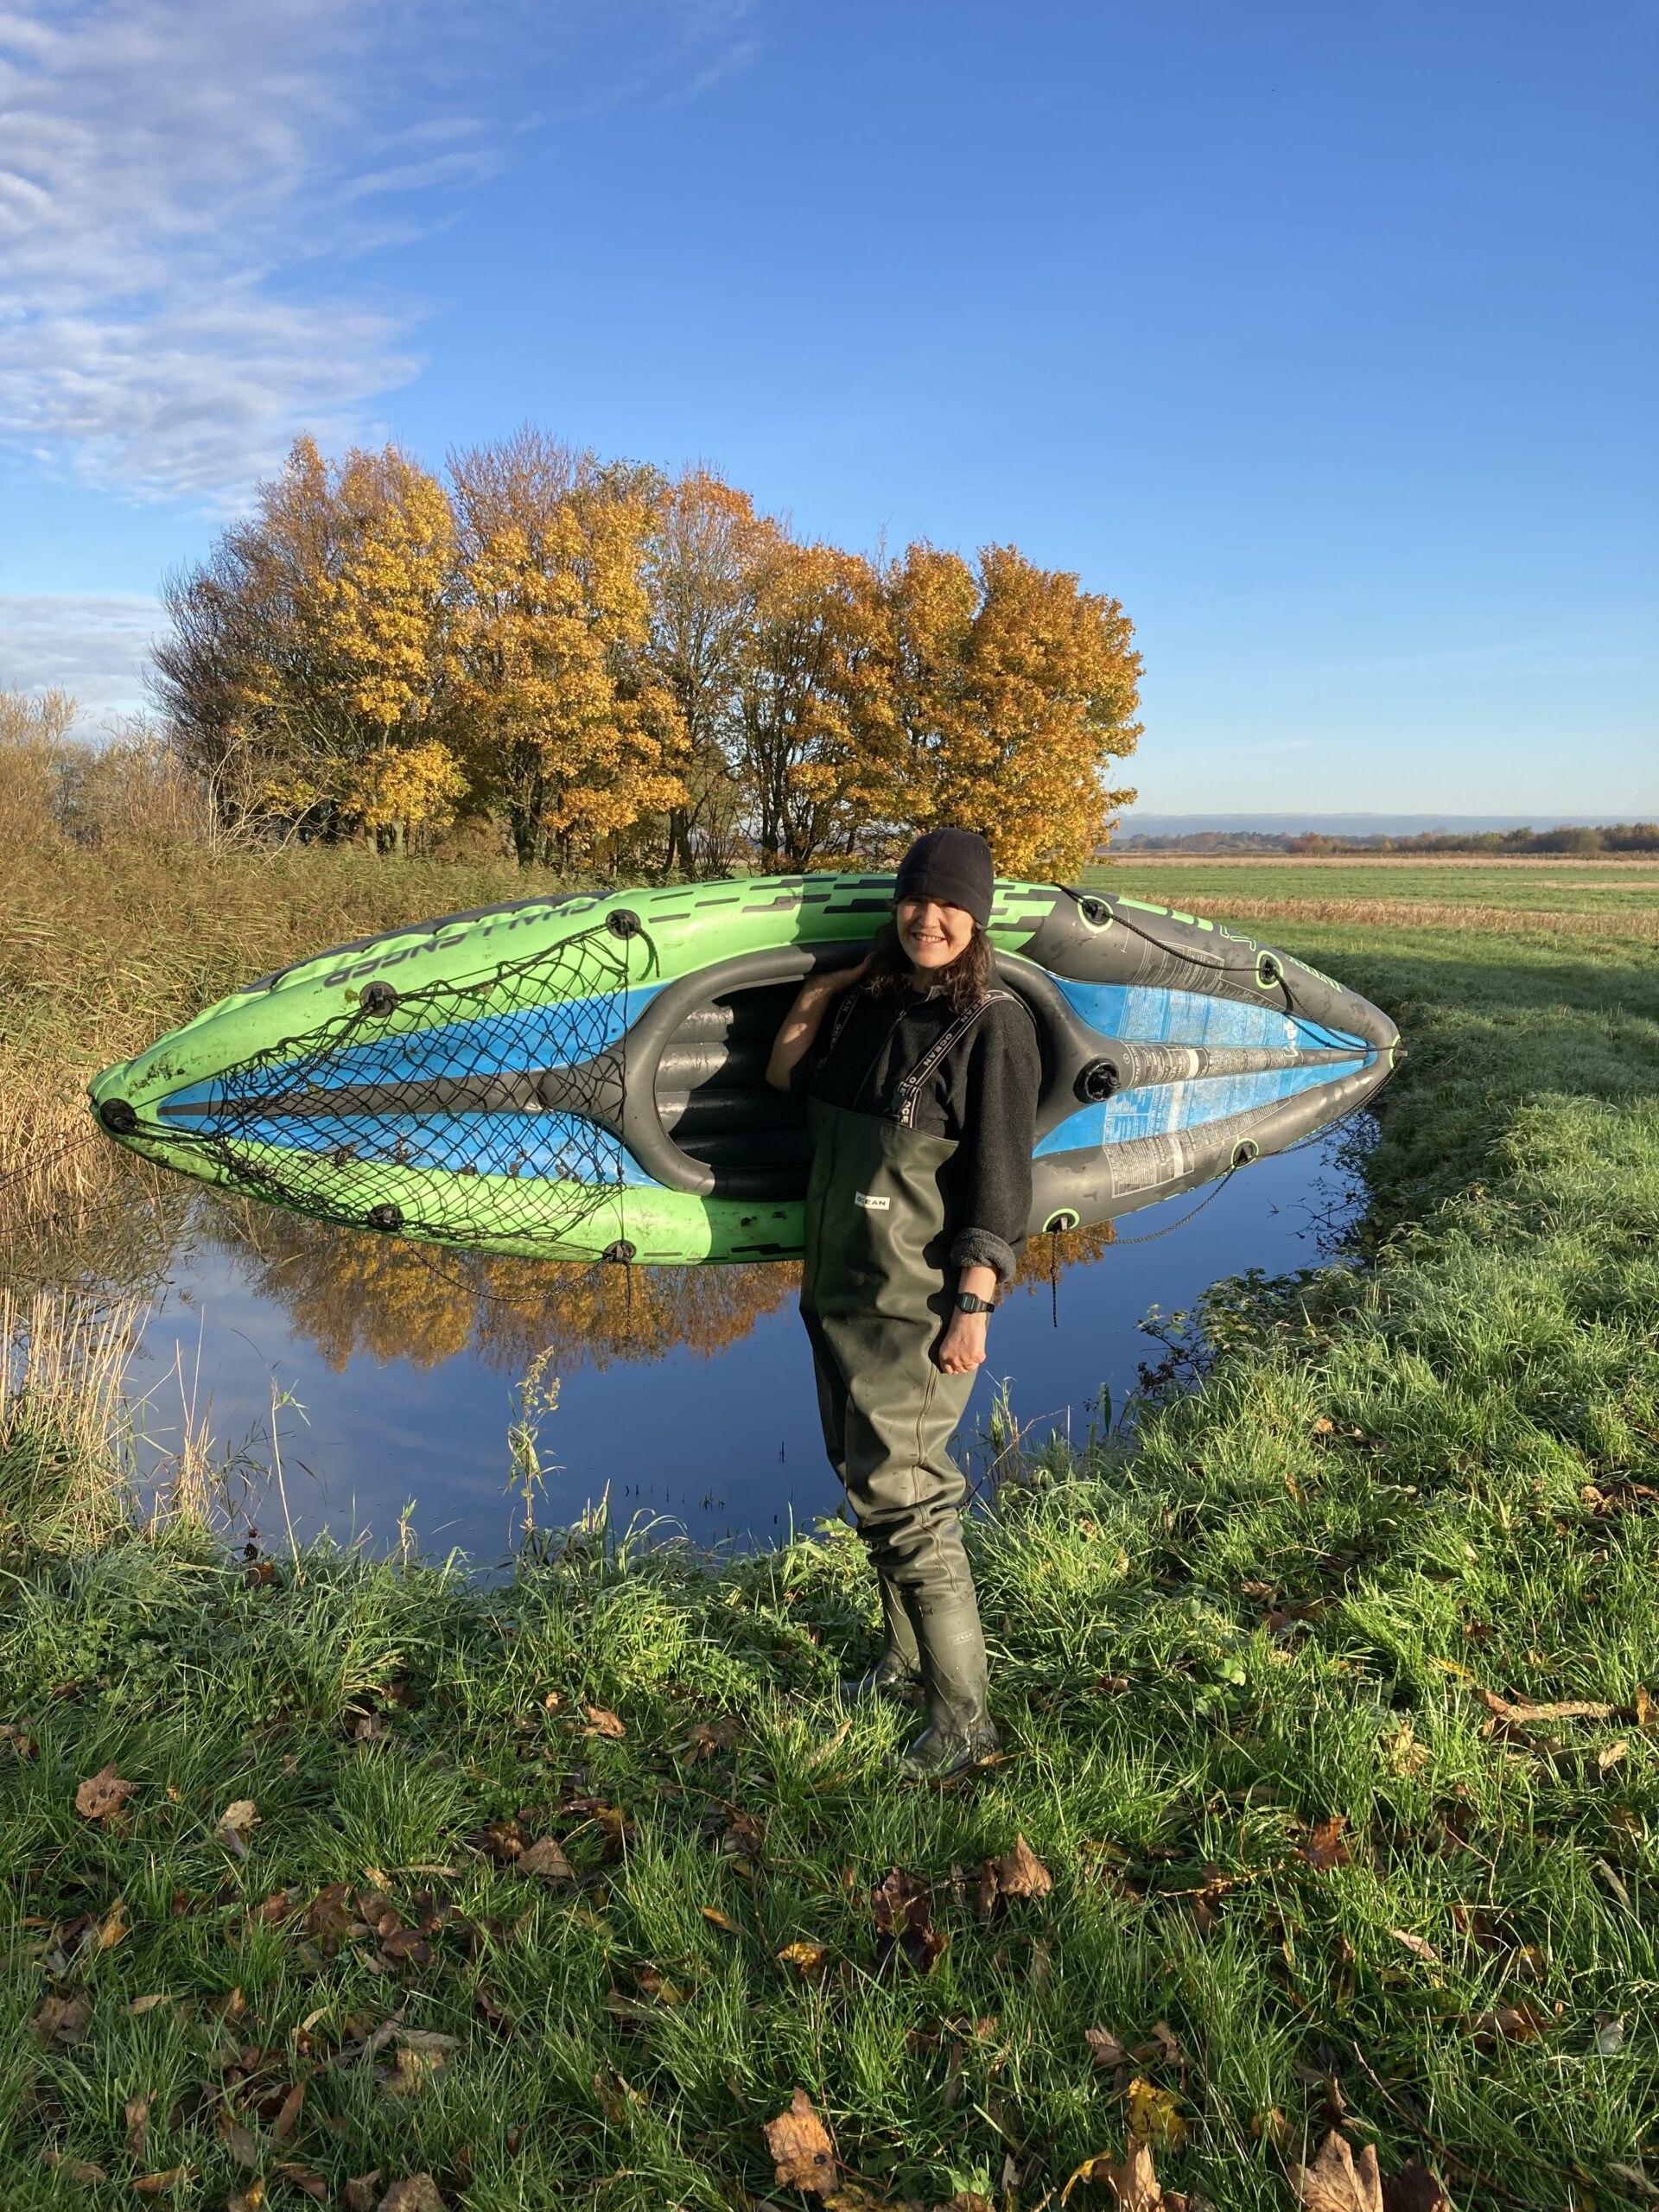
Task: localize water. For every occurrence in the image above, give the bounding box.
[115,1133,1363,1562]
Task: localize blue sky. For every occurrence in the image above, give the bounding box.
[1,0,1653,816]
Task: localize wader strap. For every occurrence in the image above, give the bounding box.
[890,989,1016,1128]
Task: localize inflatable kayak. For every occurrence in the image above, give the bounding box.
[89,874,1398,1265]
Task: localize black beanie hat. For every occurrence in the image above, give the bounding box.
[893,828,995,931]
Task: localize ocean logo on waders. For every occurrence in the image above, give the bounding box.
[855,1192,891,1211]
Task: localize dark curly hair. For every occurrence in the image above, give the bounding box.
[861,916,994,1013]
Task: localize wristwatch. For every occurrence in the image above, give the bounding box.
[954,1292,996,1315]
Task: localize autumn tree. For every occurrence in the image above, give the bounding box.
[870,541,1141,878]
[448,429,687,870]
[738,537,888,871]
[154,436,461,849]
[644,467,768,875]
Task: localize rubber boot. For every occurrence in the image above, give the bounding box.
[839,1574,923,1704]
[898,1587,1000,1779]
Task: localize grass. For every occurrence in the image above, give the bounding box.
[3,858,1658,2207]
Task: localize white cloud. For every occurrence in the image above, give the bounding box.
[0,592,161,719]
[0,0,764,507]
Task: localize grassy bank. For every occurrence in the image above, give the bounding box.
[3,871,1658,2207]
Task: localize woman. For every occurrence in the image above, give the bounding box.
[766,829,1041,1777]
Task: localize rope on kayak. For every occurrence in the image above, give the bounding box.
[101,914,657,1258]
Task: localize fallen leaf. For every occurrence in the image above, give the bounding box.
[582,1704,626,1739]
[1085,2025,1129,2068]
[765,2088,836,2192]
[1467,1999,1547,2046]
[378,2179,447,2212]
[219,2111,263,2168]
[1060,2139,1163,2211]
[1382,2161,1454,2212]
[125,2091,151,2160]
[306,1882,358,1939]
[1594,2012,1626,2056]
[680,1717,741,1760]
[380,2044,447,2098]
[1389,1928,1442,1964]
[274,2164,331,2202]
[701,1905,741,1933]
[1637,1686,1652,1729]
[777,1940,830,1979]
[343,2175,382,2212]
[98,1899,130,1949]
[1607,2167,1659,2202]
[1126,2076,1187,2147]
[1299,1817,1352,1871]
[227,2184,265,2212]
[1599,1740,1630,1775]
[41,2150,110,2183]
[1145,2019,1184,2065]
[1384,1719,1429,1777]
[516,1835,575,1882]
[988,1833,1053,1900]
[395,2029,461,2056]
[215,1799,260,1855]
[1472,1688,1612,1724]
[132,2171,192,2196]
[1251,2108,1289,2145]
[272,2080,305,2140]
[1289,2131,1385,2212]
[74,1762,136,1820]
[30,1992,92,2046]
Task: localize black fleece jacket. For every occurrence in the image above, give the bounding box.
[795,981,1042,1282]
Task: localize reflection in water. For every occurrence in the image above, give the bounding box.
[197,1200,1119,1381]
[29,1137,1362,1559]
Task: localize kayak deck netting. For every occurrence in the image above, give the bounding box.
[89,875,1400,1265]
[143,916,644,1257]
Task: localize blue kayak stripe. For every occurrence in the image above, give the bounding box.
[162,984,663,1108]
[204,1111,662,1188]
[1034,1059,1367,1156]
[1052,977,1364,1054]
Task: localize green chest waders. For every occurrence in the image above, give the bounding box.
[799,994,1007,1776]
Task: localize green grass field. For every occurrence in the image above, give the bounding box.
[3,865,1658,2209]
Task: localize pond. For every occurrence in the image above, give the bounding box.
[106,1129,1364,1563]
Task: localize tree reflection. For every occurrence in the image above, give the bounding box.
[199,1202,1115,1376]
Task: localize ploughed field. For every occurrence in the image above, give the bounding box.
[3,847,1657,2209]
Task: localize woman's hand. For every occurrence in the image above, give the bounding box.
[764,955,873,1090]
[936,1308,988,1375]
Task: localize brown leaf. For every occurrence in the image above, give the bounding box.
[305,1882,358,1939]
[41,2149,110,2183]
[380,2044,447,2098]
[1060,2140,1163,2211]
[132,2171,192,2196]
[378,2179,447,2212]
[128,1993,175,2015]
[250,1889,300,1928]
[227,2184,265,2212]
[126,2091,150,2160]
[1389,1928,1442,1964]
[97,1899,130,1949]
[582,1704,626,1738]
[701,1904,741,1933]
[765,2087,836,2193]
[1299,1817,1353,1871]
[679,1716,741,1760]
[1382,2162,1454,2212]
[272,2081,305,2142]
[1085,2025,1129,2069]
[215,1799,260,1855]
[219,2111,263,2169]
[777,1940,830,1979]
[1472,1687,1612,1724]
[1289,2132,1385,2212]
[988,1834,1053,1900]
[274,2164,331,2202]
[516,1834,574,1882]
[1467,1999,1547,2046]
[1251,2108,1289,2145]
[343,2177,382,2212]
[74,1761,136,1820]
[1598,1739,1629,1775]
[30,1991,92,2046]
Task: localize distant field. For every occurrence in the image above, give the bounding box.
[1082,855,1659,938]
